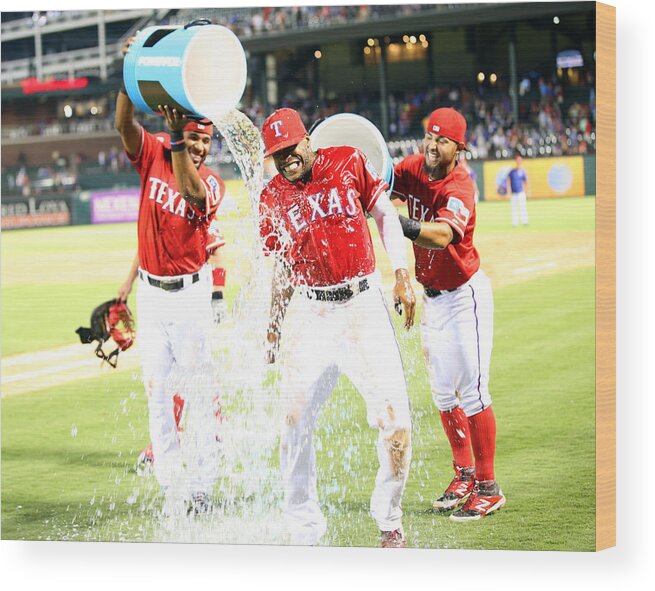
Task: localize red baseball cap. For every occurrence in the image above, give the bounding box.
[426,108,467,146]
[262,108,308,157]
[154,118,214,150]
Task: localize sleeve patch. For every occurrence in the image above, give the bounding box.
[365,157,380,179]
[206,175,222,207]
[446,196,470,226]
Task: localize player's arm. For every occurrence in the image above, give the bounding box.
[114,38,142,157]
[117,253,139,302]
[266,257,295,364]
[159,105,208,211]
[398,216,454,250]
[369,196,416,328]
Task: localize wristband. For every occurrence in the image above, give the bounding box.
[399,215,421,241]
[170,130,186,152]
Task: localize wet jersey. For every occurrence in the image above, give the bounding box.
[393,155,480,290]
[128,128,224,276]
[259,146,388,287]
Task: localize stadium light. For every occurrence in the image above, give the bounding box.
[409,35,417,44]
[367,38,375,47]
[63,105,72,118]
[553,16,560,24]
[490,73,498,84]
[314,50,322,59]
[477,72,485,82]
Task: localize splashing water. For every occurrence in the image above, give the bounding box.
[148,108,290,544]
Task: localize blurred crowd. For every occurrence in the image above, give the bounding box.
[3,67,595,195]
[176,5,439,37]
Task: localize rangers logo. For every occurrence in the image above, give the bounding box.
[206,175,222,207]
[270,120,284,138]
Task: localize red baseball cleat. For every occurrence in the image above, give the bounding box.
[449,480,506,522]
[432,464,475,511]
[380,528,407,548]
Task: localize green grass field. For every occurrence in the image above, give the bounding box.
[1,191,596,550]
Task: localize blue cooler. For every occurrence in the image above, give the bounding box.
[123,20,247,120]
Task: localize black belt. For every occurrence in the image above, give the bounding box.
[307,278,369,302]
[425,286,458,298]
[139,269,200,292]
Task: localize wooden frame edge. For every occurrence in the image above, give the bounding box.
[595,1,616,551]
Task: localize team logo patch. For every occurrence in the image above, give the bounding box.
[206,175,221,206]
[446,196,470,226]
[365,158,380,179]
[432,124,441,133]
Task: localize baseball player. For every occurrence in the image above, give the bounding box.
[259,108,416,548]
[393,107,505,521]
[506,155,529,226]
[115,40,225,516]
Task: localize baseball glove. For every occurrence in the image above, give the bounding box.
[76,300,135,368]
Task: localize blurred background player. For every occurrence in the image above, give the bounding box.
[506,155,530,226]
[115,39,225,515]
[259,108,416,547]
[393,107,505,521]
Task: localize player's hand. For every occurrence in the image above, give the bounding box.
[265,328,280,364]
[211,294,227,325]
[117,280,134,302]
[393,268,416,330]
[158,105,187,132]
[121,36,135,57]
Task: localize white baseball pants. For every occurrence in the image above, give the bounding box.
[420,270,494,417]
[511,191,529,226]
[278,273,412,545]
[136,264,220,497]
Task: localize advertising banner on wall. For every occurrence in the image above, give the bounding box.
[1,196,72,230]
[90,189,140,224]
[483,156,586,201]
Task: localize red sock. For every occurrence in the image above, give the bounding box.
[439,407,474,468]
[468,406,497,482]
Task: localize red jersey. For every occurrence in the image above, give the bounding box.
[259,146,388,287]
[128,129,225,276]
[394,154,479,290]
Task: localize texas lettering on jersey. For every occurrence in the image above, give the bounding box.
[393,154,479,290]
[128,129,225,277]
[260,146,387,287]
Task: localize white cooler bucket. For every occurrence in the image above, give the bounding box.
[309,113,394,192]
[123,20,247,120]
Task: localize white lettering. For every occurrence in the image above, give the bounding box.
[345,188,358,216]
[327,188,343,215]
[137,56,182,67]
[307,193,326,221]
[175,198,186,218]
[162,187,179,213]
[287,204,307,232]
[155,181,167,204]
[148,177,162,201]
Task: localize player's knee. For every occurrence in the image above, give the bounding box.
[385,427,411,480]
[434,393,459,413]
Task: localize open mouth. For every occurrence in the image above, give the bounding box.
[281,159,302,174]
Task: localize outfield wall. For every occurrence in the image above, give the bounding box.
[1,155,596,230]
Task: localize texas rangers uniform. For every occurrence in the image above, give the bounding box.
[394,152,502,516]
[129,127,225,500]
[260,145,412,545]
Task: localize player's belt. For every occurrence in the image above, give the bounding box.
[139,269,200,292]
[424,286,458,298]
[307,278,370,302]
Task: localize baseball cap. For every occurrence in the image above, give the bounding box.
[154,118,214,150]
[426,108,467,146]
[262,108,308,157]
